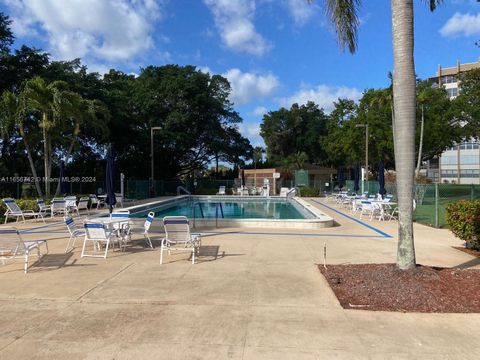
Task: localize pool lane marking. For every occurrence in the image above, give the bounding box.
[310,199,393,239]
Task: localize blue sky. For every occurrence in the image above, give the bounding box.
[1,0,479,147]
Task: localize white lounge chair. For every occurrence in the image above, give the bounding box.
[51,198,67,217]
[216,186,226,195]
[279,187,289,197]
[359,200,382,221]
[89,194,104,209]
[64,216,85,253]
[0,227,48,273]
[36,198,52,216]
[81,222,114,259]
[2,198,44,224]
[126,212,155,249]
[160,216,201,264]
[77,197,89,214]
[64,196,79,216]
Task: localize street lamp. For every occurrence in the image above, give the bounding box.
[150,126,162,196]
[355,124,369,187]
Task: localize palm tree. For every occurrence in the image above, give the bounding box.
[0,91,44,197]
[21,77,73,198]
[317,0,442,270]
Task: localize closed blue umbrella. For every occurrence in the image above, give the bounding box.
[337,166,345,190]
[354,164,360,193]
[378,160,386,197]
[105,145,117,213]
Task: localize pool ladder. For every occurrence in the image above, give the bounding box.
[192,202,224,228]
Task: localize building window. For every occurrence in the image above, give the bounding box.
[459,140,479,150]
[441,75,457,84]
[446,88,458,98]
[460,169,480,178]
[441,156,458,165]
[459,155,479,165]
[441,170,458,177]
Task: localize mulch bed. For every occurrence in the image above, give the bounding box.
[319,263,480,313]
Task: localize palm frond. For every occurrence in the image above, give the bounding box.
[325,0,360,53]
[424,0,443,11]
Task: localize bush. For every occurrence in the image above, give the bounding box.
[298,186,320,197]
[194,187,218,195]
[446,200,480,250]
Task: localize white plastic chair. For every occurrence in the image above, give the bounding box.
[359,201,381,221]
[64,196,79,216]
[160,216,201,264]
[81,222,113,259]
[77,197,89,214]
[2,198,44,224]
[216,186,226,195]
[89,194,104,209]
[0,227,48,273]
[126,212,155,249]
[110,210,130,250]
[115,193,123,208]
[64,216,85,253]
[36,198,52,216]
[51,198,67,217]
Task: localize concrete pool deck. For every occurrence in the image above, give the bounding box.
[0,197,479,359]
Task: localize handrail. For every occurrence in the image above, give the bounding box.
[215,202,224,227]
[286,188,296,199]
[177,186,191,196]
[192,201,204,228]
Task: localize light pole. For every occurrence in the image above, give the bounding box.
[356,124,369,186]
[150,126,162,196]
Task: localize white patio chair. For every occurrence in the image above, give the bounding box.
[64,216,85,253]
[126,212,155,249]
[0,227,48,273]
[216,186,226,195]
[359,201,381,221]
[160,216,201,264]
[389,199,416,222]
[51,198,67,217]
[81,222,114,259]
[115,193,123,208]
[77,197,89,214]
[110,210,131,250]
[36,198,52,216]
[64,196,79,216]
[89,194,104,209]
[2,198,44,224]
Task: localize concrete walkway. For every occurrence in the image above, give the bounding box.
[0,198,479,359]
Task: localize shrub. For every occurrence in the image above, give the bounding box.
[446,200,480,250]
[298,186,320,197]
[194,187,218,195]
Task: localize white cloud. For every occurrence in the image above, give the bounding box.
[4,0,164,64]
[238,122,264,146]
[284,0,316,26]
[223,68,279,105]
[203,0,271,56]
[279,84,362,112]
[440,12,480,37]
[252,106,268,116]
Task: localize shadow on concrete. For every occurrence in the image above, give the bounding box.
[455,257,480,269]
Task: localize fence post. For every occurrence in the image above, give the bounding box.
[434,183,439,228]
[471,184,474,200]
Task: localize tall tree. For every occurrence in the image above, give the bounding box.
[0,12,14,54]
[316,0,442,270]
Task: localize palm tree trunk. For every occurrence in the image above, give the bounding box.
[42,113,50,198]
[392,0,416,270]
[19,126,43,198]
[391,103,397,162]
[415,104,425,178]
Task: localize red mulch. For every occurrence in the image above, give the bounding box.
[453,246,480,258]
[319,263,480,313]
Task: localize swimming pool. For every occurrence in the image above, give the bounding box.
[126,196,334,229]
[132,197,312,220]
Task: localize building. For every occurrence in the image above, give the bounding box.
[425,60,480,184]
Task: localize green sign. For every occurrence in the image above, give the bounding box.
[295,170,309,186]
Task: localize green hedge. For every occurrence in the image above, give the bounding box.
[298,186,320,197]
[446,200,480,250]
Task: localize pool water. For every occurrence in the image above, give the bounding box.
[132,198,312,220]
